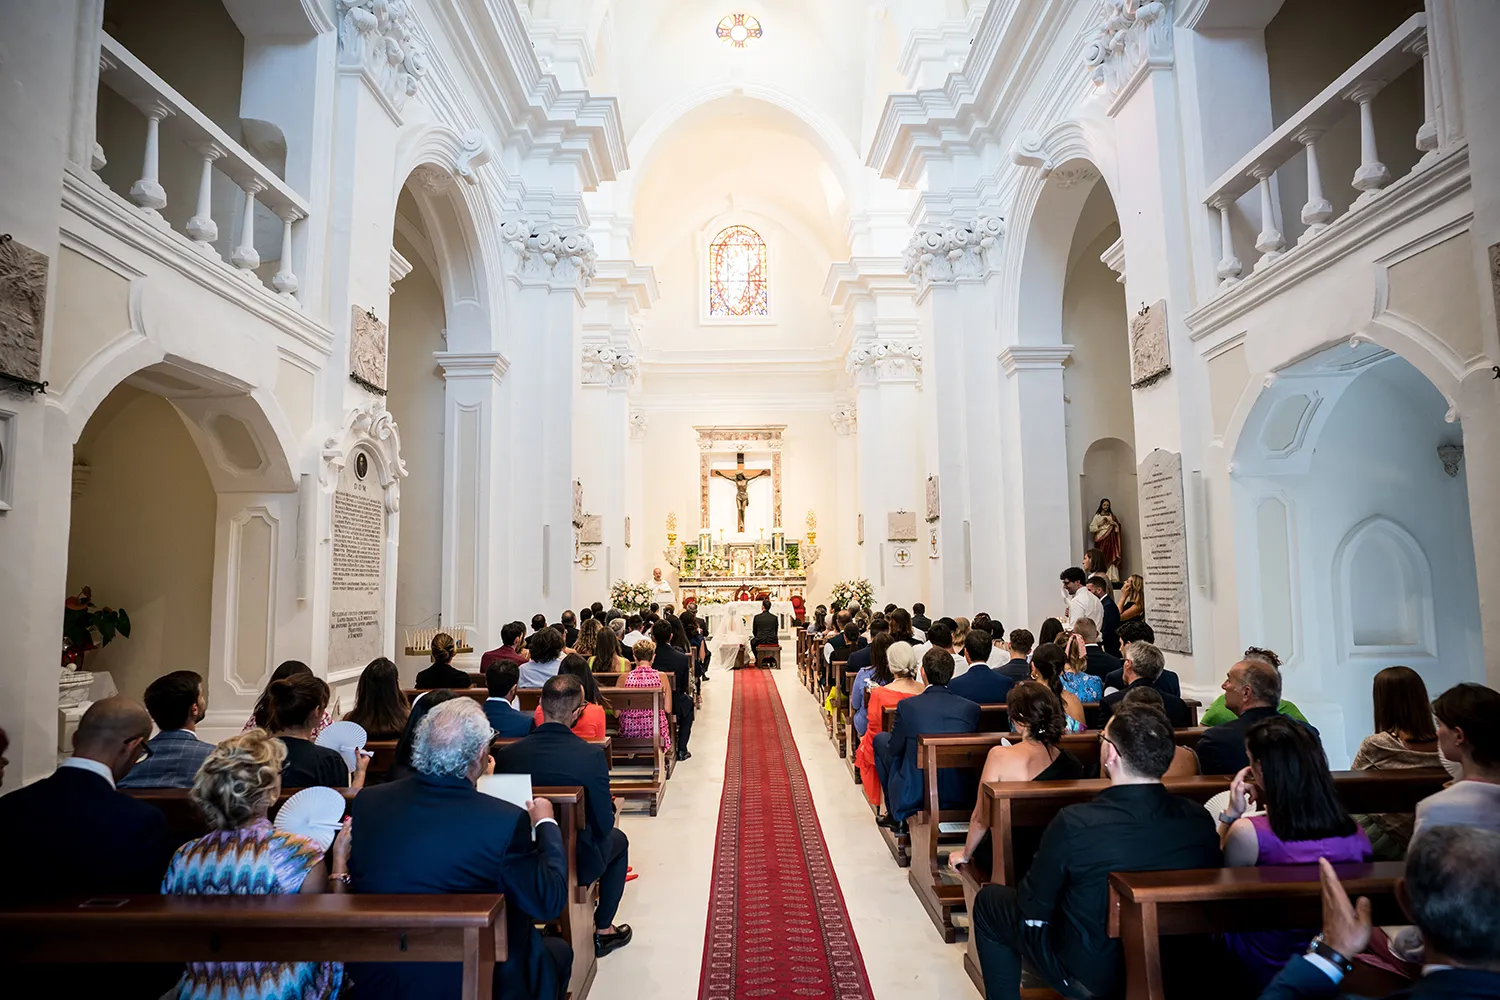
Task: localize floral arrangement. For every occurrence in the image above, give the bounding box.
[753,549,788,573]
[609,579,654,612]
[701,550,728,574]
[828,578,874,612]
[62,586,131,667]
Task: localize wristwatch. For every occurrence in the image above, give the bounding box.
[1307,933,1354,976]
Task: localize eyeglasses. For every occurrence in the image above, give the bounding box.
[133,743,155,764]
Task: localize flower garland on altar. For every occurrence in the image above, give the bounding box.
[609,579,653,612]
[753,549,789,574]
[829,578,874,612]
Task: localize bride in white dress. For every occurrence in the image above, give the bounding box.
[717,611,751,671]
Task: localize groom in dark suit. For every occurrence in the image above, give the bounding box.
[752,598,780,667]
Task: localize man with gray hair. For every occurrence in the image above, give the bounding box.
[1259,826,1500,998]
[1198,658,1321,775]
[1099,641,1193,728]
[349,698,573,999]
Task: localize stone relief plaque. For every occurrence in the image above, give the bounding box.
[888,510,918,541]
[579,513,602,545]
[572,479,584,527]
[1130,298,1170,389]
[1489,241,1500,337]
[0,235,48,384]
[349,306,388,393]
[926,475,940,522]
[329,445,386,669]
[624,516,631,547]
[1136,448,1192,653]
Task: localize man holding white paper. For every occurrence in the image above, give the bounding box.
[347,698,572,1000]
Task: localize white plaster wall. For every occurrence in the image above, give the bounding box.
[387,224,449,686]
[67,386,216,703]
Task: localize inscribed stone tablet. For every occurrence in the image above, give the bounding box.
[888,511,918,541]
[0,237,47,383]
[349,306,388,392]
[580,514,602,545]
[329,446,385,669]
[1130,299,1170,388]
[1136,449,1192,653]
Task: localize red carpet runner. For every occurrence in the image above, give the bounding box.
[697,669,874,1000]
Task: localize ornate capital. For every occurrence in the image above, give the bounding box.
[831,403,857,436]
[500,219,597,287]
[629,408,648,440]
[902,216,1005,287]
[337,0,427,114]
[846,340,922,385]
[580,342,638,387]
[1082,0,1172,97]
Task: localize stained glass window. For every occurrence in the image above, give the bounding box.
[708,225,768,317]
[716,13,763,48]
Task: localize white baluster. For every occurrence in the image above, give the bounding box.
[1406,34,1439,164]
[93,53,115,173]
[1347,81,1390,205]
[185,143,224,252]
[272,209,301,299]
[1212,198,1242,289]
[231,181,264,274]
[128,101,172,223]
[1294,127,1332,245]
[1251,166,1285,270]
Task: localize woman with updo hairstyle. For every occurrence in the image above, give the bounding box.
[1030,643,1086,732]
[856,641,925,811]
[265,673,366,790]
[949,682,1083,868]
[1058,632,1103,707]
[164,729,349,999]
[414,631,471,690]
[244,660,338,738]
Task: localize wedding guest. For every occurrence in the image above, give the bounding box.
[343,657,410,740]
[266,673,368,790]
[118,670,213,789]
[244,661,337,738]
[1199,646,1309,726]
[1072,618,1121,682]
[950,683,1084,869]
[1029,644,1085,732]
[1120,688,1199,776]
[1037,617,1064,649]
[1119,574,1145,624]
[1060,566,1103,629]
[163,729,349,1000]
[620,640,672,752]
[484,662,533,738]
[1350,666,1441,858]
[1087,575,1121,656]
[1416,682,1500,836]
[1199,659,1321,776]
[1218,716,1371,989]
[414,633,470,690]
[949,629,1015,706]
[1100,641,1192,728]
[531,654,608,739]
[857,642,923,812]
[521,625,567,689]
[999,630,1034,683]
[653,620,695,760]
[852,633,895,739]
[911,602,933,633]
[575,618,601,658]
[388,689,459,782]
[591,627,631,674]
[876,647,982,832]
[480,621,529,673]
[1058,632,1104,707]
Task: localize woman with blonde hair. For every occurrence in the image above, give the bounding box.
[1057,631,1103,706]
[619,639,672,751]
[163,729,350,999]
[952,617,971,652]
[414,632,470,689]
[1120,573,1145,623]
[574,618,602,658]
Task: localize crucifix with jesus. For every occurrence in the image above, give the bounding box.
[711,452,771,533]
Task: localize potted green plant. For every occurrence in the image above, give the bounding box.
[60,587,130,707]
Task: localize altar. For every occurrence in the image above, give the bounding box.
[695,599,798,640]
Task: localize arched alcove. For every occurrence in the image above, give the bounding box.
[1334,516,1437,657]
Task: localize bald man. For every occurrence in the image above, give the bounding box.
[0,696,175,898]
[1196,659,1321,775]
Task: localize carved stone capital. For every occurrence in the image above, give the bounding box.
[1082,0,1172,96]
[337,0,427,114]
[629,408,648,440]
[846,340,923,385]
[501,219,598,287]
[902,216,1005,287]
[831,403,857,436]
[580,342,638,387]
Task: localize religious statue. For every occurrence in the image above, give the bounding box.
[1088,498,1124,583]
[711,454,771,533]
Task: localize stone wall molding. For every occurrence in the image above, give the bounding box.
[846,340,923,384]
[337,0,428,119]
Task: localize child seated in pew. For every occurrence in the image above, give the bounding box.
[620,640,672,751]
[950,683,1084,869]
[1218,716,1372,990]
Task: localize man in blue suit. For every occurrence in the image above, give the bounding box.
[875,647,982,833]
[1259,828,1500,999]
[484,661,534,738]
[493,674,634,959]
[348,698,572,999]
[948,629,1015,706]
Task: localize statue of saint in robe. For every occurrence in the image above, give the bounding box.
[1088,498,1124,583]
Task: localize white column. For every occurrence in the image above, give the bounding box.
[435,352,510,653]
[847,343,924,609]
[574,346,634,599]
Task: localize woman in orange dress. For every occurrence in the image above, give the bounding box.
[856,640,925,808]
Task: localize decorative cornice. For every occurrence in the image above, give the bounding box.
[580,342,638,388]
[435,350,510,382]
[337,0,427,118]
[1100,236,1126,284]
[999,344,1073,377]
[902,216,1005,286]
[321,401,407,510]
[1082,1,1174,104]
[500,219,597,287]
[846,340,923,385]
[831,403,857,436]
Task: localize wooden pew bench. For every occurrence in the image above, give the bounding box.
[1108,862,1406,1000]
[405,687,489,706]
[954,768,1447,994]
[844,670,862,784]
[597,686,669,816]
[907,729,1208,942]
[0,894,509,1000]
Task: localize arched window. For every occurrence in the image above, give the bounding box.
[708,225,768,317]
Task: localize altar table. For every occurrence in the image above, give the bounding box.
[698,601,796,639]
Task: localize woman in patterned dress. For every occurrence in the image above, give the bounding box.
[162,729,349,1000]
[1058,632,1104,707]
[619,639,672,752]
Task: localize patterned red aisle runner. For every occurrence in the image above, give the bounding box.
[697,669,874,1000]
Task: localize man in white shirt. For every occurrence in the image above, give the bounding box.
[1060,566,1103,629]
[621,614,646,650]
[650,567,674,607]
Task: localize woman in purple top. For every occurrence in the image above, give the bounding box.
[1216,715,1371,988]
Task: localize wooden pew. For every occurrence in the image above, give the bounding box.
[1108,863,1406,1000]
[516,677,678,789]
[405,687,489,705]
[954,768,1448,994]
[906,730,1207,942]
[597,686,669,816]
[0,894,508,1000]
[844,670,862,784]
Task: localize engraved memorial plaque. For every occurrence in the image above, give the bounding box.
[0,236,48,383]
[1137,449,1191,653]
[1130,299,1170,389]
[329,446,386,669]
[579,513,602,545]
[349,306,388,392]
[888,510,918,541]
